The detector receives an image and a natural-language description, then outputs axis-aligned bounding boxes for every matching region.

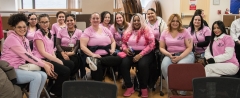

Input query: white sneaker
[179,91,187,96]
[86,57,97,71]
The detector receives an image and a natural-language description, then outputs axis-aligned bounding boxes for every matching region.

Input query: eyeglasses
[16,26,27,29]
[30,18,37,21]
[39,21,49,24]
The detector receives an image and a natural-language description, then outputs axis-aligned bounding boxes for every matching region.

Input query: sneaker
[179,91,187,96]
[141,89,148,98]
[86,57,97,71]
[123,87,134,97]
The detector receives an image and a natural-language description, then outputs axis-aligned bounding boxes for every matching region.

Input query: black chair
[193,77,240,98]
[62,81,117,98]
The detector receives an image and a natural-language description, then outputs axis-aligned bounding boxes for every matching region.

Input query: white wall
[209,0,230,27]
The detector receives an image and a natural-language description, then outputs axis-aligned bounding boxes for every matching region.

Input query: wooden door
[180,0,209,26]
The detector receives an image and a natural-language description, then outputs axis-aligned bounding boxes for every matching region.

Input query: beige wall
[81,0,114,14]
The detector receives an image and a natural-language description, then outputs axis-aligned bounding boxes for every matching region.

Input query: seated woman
[80,12,122,81]
[121,13,155,98]
[26,13,40,50]
[160,14,194,95]
[205,21,239,77]
[32,14,74,97]
[100,11,112,29]
[0,13,54,98]
[56,14,84,79]
[188,14,211,64]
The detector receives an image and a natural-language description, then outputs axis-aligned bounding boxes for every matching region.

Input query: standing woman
[188,14,211,62]
[32,14,74,97]
[51,11,66,36]
[100,11,112,29]
[160,14,194,95]
[80,12,122,81]
[204,21,239,77]
[56,14,84,78]
[1,13,54,98]
[26,13,40,50]
[121,13,155,98]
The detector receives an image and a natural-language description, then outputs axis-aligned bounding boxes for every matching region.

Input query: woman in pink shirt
[100,11,112,29]
[188,14,211,63]
[204,21,239,77]
[160,14,194,95]
[51,11,66,36]
[80,12,122,81]
[121,13,155,98]
[1,13,54,98]
[32,14,74,97]
[26,13,40,50]
[56,14,84,79]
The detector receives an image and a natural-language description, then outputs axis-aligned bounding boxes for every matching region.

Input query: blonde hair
[167,14,184,32]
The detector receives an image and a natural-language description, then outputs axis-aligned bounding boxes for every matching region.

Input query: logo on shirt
[217,43,224,47]
[154,28,159,30]
[199,32,204,36]
[177,36,185,40]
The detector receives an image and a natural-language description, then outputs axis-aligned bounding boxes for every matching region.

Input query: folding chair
[193,77,240,98]
[168,63,205,98]
[62,81,117,98]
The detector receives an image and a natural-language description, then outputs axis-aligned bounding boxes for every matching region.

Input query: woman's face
[66,16,75,29]
[193,16,201,27]
[90,13,100,26]
[171,16,179,29]
[147,10,157,21]
[116,14,123,25]
[133,16,141,30]
[103,13,111,24]
[57,13,65,24]
[14,21,27,36]
[201,11,205,18]
[28,15,37,26]
[213,24,222,36]
[39,17,50,30]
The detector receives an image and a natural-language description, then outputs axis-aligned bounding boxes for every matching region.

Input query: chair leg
[171,90,178,95]
[110,67,117,84]
[43,87,51,98]
[23,89,29,98]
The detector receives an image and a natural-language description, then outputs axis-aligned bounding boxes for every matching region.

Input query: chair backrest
[62,81,117,98]
[193,77,240,98]
[168,63,206,91]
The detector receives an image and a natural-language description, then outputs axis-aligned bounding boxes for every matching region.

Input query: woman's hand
[65,51,75,56]
[43,62,56,79]
[171,56,182,64]
[92,53,101,58]
[61,52,70,60]
[124,48,134,56]
[109,49,115,55]
[133,54,142,62]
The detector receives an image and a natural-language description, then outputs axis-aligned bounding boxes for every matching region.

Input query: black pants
[42,60,74,96]
[56,51,84,77]
[235,43,240,64]
[91,55,122,81]
[121,51,154,89]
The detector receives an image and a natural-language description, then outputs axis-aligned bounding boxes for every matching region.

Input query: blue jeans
[161,52,195,81]
[15,69,47,98]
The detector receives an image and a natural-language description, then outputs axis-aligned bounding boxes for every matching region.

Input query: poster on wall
[189,0,197,10]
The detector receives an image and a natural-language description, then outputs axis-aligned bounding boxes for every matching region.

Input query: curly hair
[8,13,28,27]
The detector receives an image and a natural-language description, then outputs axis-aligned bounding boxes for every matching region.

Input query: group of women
[0,8,239,98]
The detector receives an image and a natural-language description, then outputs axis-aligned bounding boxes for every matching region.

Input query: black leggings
[42,60,74,96]
[121,51,154,89]
[91,55,122,81]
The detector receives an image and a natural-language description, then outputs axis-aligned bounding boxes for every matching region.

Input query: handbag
[19,63,41,71]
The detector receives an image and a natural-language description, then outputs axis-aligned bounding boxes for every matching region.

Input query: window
[22,0,67,9]
[22,0,33,9]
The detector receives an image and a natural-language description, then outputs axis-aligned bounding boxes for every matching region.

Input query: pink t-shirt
[32,30,55,59]
[109,25,123,47]
[51,23,66,35]
[26,30,36,41]
[57,28,82,47]
[160,29,192,53]
[211,35,239,66]
[100,23,111,30]
[81,26,113,55]
[188,26,211,53]
[1,31,44,68]
[147,19,160,40]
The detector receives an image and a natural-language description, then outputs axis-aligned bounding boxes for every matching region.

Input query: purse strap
[194,31,205,50]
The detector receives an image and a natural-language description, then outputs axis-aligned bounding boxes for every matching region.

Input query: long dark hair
[194,9,204,16]
[209,21,227,55]
[189,14,204,35]
[27,13,40,30]
[100,11,113,24]
[38,14,51,38]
